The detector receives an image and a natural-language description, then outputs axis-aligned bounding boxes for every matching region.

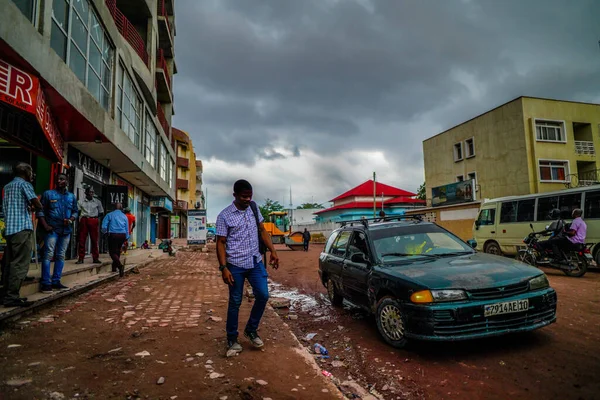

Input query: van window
[330,230,352,257]
[500,201,517,223]
[558,193,581,219]
[537,196,559,221]
[584,190,600,219]
[516,199,536,222]
[477,209,496,225]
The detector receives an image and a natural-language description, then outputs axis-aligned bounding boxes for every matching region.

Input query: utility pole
[373,172,377,218]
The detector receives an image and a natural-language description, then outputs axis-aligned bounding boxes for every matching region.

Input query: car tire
[375,296,408,348]
[327,279,343,307]
[484,241,502,256]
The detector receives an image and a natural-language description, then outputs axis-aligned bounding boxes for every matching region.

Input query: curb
[0,254,167,325]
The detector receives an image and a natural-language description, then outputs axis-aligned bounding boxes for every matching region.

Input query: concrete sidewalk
[0,248,167,323]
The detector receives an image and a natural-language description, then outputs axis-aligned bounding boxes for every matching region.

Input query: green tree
[259,198,284,220]
[417,182,426,201]
[296,202,324,209]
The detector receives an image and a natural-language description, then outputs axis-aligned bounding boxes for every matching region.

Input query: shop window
[116,63,142,148]
[144,113,157,168]
[50,0,113,110]
[160,142,167,181]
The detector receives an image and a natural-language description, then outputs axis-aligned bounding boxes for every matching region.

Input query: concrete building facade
[423,97,600,203]
[0,0,177,251]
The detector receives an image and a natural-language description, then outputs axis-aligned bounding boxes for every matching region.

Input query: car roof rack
[338,214,424,228]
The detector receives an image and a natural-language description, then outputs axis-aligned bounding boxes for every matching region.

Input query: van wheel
[484,241,502,255]
[327,279,343,307]
[375,296,408,348]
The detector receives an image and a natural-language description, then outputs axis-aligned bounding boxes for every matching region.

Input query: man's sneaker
[4,298,34,307]
[92,259,102,264]
[226,339,243,357]
[243,330,264,348]
[75,259,84,264]
[52,283,69,290]
[40,285,53,294]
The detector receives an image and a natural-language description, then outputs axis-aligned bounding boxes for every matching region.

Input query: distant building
[314,180,425,222]
[423,96,600,202]
[172,128,202,238]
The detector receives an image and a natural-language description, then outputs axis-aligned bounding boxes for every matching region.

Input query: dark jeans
[2,230,33,303]
[303,240,309,251]
[539,236,577,260]
[108,234,127,271]
[226,259,269,340]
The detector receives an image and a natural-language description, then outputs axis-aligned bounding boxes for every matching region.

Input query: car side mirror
[351,253,369,265]
[467,239,477,249]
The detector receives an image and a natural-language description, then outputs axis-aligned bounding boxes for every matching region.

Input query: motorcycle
[518,223,593,277]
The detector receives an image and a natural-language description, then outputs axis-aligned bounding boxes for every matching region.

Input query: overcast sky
[172,0,600,221]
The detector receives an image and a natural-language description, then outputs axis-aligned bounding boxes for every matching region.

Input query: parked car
[318,217,557,348]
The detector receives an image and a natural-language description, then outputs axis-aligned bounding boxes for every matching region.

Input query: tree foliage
[417,182,426,201]
[296,202,324,209]
[259,198,284,220]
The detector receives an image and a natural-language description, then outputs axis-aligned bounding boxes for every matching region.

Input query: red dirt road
[270,244,600,400]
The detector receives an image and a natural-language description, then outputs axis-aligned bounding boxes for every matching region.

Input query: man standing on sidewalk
[38,173,78,294]
[1,163,45,307]
[101,203,129,277]
[76,187,104,264]
[122,207,136,252]
[216,179,280,356]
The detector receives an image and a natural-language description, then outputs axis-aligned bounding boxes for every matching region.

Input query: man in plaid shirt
[1,163,45,307]
[216,179,279,355]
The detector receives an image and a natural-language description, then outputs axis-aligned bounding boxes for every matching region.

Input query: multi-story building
[195,160,204,209]
[423,96,600,202]
[171,127,200,238]
[0,0,177,250]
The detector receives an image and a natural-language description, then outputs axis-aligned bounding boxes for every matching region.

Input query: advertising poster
[432,179,475,207]
[188,209,207,245]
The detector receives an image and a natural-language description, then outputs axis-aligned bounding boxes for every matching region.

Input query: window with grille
[144,113,157,168]
[50,0,113,110]
[535,120,565,142]
[539,160,568,182]
[116,64,142,147]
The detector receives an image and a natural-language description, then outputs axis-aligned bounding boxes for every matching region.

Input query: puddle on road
[268,281,320,312]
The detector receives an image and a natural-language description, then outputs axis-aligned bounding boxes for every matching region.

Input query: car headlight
[410,289,467,303]
[529,274,549,291]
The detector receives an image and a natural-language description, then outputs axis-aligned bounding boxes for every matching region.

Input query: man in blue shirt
[37,173,78,294]
[1,163,45,307]
[101,203,130,277]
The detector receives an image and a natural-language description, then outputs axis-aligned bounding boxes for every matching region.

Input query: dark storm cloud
[172,0,599,215]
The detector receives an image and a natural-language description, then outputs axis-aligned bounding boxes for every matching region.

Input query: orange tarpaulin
[0,58,63,161]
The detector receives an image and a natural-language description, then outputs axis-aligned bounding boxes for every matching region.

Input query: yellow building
[423,96,600,202]
[171,128,201,238]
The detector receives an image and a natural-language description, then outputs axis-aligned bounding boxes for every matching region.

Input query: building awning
[0,57,63,161]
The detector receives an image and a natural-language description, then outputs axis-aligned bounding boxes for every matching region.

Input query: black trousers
[107,234,127,271]
[303,240,309,251]
[540,237,576,260]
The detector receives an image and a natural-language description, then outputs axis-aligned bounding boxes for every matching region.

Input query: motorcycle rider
[540,209,586,263]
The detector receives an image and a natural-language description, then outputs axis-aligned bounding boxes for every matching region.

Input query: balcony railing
[157,0,173,39]
[157,101,169,136]
[176,179,189,190]
[105,0,149,66]
[156,48,172,90]
[575,140,595,155]
[177,156,189,169]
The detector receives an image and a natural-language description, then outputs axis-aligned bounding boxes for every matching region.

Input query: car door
[321,230,352,296]
[342,230,372,308]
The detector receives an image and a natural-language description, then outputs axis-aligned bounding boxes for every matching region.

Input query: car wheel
[327,279,343,307]
[484,241,502,255]
[375,296,408,348]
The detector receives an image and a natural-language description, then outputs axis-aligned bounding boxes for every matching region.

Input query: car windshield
[371,224,473,261]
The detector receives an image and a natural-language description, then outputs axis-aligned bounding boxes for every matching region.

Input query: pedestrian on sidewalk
[76,187,104,264]
[302,228,311,252]
[122,207,136,252]
[216,179,280,355]
[38,173,78,294]
[101,203,129,277]
[1,163,45,307]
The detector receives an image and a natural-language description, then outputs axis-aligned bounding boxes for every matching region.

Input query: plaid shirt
[216,202,264,269]
[3,177,37,236]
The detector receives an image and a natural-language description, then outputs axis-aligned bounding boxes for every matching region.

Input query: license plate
[584,253,593,260]
[484,299,529,317]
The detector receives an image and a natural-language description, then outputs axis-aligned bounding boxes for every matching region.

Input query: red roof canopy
[314,199,424,215]
[330,180,416,202]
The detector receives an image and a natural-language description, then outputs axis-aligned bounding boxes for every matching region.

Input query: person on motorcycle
[545,209,587,263]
